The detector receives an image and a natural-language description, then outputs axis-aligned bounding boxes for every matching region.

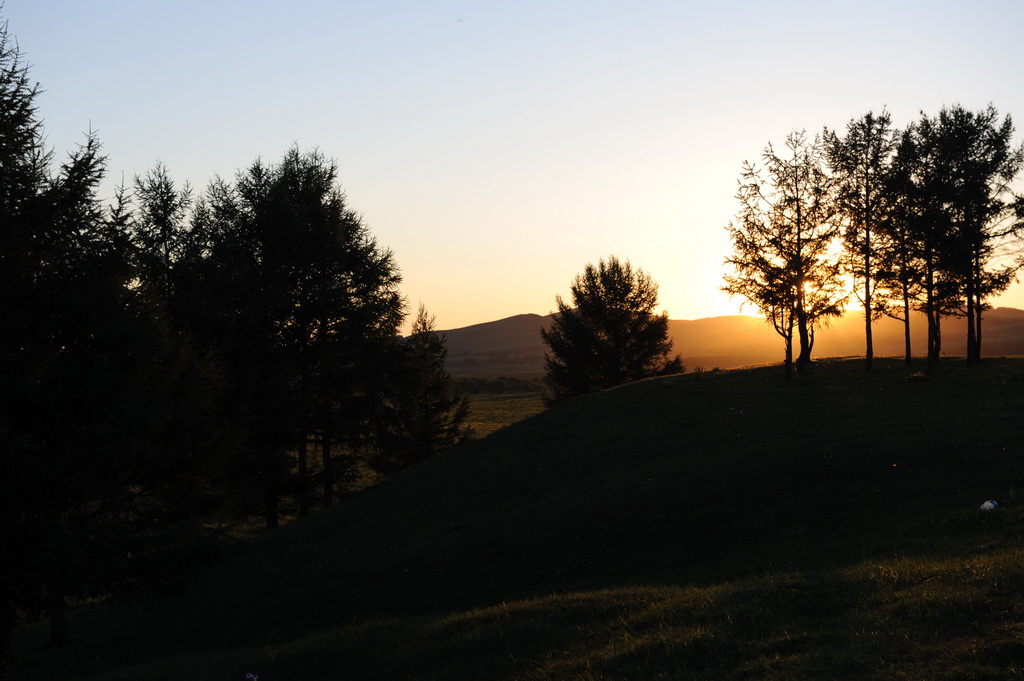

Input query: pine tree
[196,148,405,525]
[0,20,227,656]
[370,305,471,476]
[542,256,682,402]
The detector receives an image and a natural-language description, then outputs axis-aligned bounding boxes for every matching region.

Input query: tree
[370,305,471,476]
[723,131,846,376]
[195,147,405,526]
[129,162,193,305]
[825,110,898,371]
[541,256,682,402]
[0,86,225,669]
[874,128,926,366]
[887,107,1024,371]
[0,21,49,667]
[925,105,1024,364]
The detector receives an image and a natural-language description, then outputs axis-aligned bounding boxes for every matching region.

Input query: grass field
[465,392,546,439]
[15,356,1024,680]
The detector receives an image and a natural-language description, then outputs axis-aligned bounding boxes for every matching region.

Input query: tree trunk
[924,255,940,373]
[796,310,812,372]
[926,308,942,373]
[864,299,874,372]
[967,253,984,365]
[783,333,794,380]
[322,434,334,508]
[863,226,874,372]
[966,274,979,365]
[902,286,913,367]
[975,308,983,363]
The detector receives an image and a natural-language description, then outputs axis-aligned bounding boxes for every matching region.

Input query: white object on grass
[979,500,999,511]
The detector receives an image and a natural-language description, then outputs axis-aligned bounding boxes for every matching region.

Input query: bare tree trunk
[783,333,794,380]
[966,273,979,365]
[864,293,874,371]
[796,304,812,372]
[902,287,913,367]
[863,225,874,372]
[927,308,942,373]
[967,253,984,365]
[975,308,983,362]
[924,254,941,373]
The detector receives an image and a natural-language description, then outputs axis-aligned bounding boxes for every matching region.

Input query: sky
[6,1,1024,332]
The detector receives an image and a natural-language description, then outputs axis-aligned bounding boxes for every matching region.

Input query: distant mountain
[441,308,1024,375]
[443,313,554,375]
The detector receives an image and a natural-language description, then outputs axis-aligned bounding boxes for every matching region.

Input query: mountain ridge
[441,307,1024,375]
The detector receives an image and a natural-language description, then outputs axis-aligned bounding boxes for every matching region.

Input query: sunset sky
[7,1,1024,332]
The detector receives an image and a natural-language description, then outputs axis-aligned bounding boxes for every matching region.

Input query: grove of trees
[0,17,467,665]
[725,106,1024,374]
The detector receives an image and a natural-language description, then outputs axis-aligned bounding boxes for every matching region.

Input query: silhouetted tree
[723,131,846,376]
[875,129,925,366]
[542,256,682,402]
[890,109,1024,371]
[923,105,1024,364]
[196,148,404,525]
[129,163,193,305]
[0,29,227,656]
[370,305,471,476]
[0,20,48,666]
[826,110,898,371]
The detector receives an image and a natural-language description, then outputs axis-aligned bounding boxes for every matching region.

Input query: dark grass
[15,356,1024,680]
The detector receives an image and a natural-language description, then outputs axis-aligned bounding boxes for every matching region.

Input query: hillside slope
[19,358,1024,680]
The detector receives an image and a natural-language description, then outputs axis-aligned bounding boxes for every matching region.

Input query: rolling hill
[442,307,1024,375]
[17,357,1024,680]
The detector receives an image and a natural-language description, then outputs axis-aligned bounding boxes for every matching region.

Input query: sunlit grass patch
[465,392,545,439]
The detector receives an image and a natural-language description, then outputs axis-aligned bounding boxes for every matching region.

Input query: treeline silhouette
[724,109,1024,376]
[0,17,467,664]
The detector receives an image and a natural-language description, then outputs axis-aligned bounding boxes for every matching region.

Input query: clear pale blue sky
[7,1,1024,331]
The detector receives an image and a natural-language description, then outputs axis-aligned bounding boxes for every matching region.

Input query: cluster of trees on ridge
[724,109,1024,376]
[0,18,469,663]
[540,108,1024,400]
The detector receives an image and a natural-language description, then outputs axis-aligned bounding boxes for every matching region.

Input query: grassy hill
[16,357,1024,680]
